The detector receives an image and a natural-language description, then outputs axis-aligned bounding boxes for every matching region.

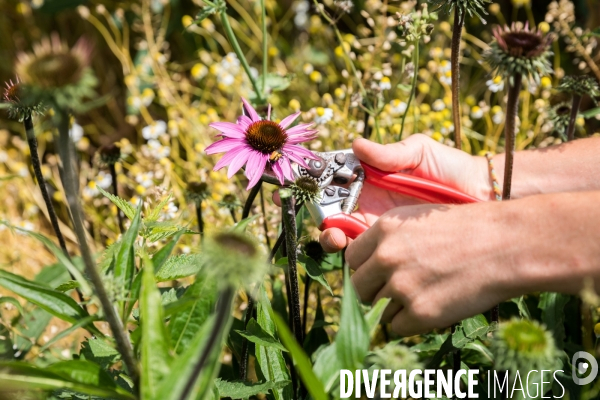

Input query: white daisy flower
[432,99,445,111]
[314,107,334,124]
[486,76,505,93]
[70,123,84,143]
[389,99,407,115]
[136,171,155,188]
[142,120,167,140]
[147,139,171,159]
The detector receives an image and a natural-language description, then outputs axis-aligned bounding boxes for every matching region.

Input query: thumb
[352,135,426,172]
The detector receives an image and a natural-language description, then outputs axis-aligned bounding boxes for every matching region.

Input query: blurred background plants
[0,0,600,399]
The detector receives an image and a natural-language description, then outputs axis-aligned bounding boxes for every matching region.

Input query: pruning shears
[261,148,481,239]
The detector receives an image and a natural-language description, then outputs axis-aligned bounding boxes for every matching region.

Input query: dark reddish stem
[451,7,465,150]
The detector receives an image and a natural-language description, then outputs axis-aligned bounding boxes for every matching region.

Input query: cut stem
[566,94,582,142]
[108,163,124,233]
[56,111,139,385]
[451,8,465,149]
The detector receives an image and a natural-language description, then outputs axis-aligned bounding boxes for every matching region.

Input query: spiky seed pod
[14,34,97,113]
[186,181,210,203]
[290,176,322,204]
[484,22,554,86]
[203,231,267,290]
[428,0,491,23]
[2,78,45,121]
[98,143,122,165]
[558,75,600,104]
[367,343,425,393]
[304,240,326,265]
[218,193,241,211]
[491,318,562,374]
[548,102,573,140]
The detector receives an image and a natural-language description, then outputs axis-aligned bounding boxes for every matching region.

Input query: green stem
[108,163,124,233]
[261,0,268,95]
[451,8,465,149]
[566,94,582,142]
[56,111,139,385]
[399,40,419,139]
[219,9,265,103]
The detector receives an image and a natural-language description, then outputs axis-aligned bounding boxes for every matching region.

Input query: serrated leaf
[0,270,87,324]
[235,319,288,352]
[79,338,121,370]
[54,281,80,292]
[214,378,291,399]
[115,206,141,319]
[144,222,195,243]
[461,314,489,340]
[146,193,172,222]
[0,361,135,399]
[155,254,203,282]
[152,231,184,272]
[169,272,218,354]
[297,256,333,295]
[140,254,171,398]
[272,313,328,400]
[98,186,136,220]
[255,286,292,400]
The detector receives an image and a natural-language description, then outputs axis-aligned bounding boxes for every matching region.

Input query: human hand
[320,135,492,252]
[345,201,515,336]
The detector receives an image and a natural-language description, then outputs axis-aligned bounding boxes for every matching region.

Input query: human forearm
[491,137,600,198]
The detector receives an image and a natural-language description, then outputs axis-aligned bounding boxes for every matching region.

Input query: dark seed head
[493,23,553,58]
[291,176,322,204]
[304,240,326,264]
[246,120,287,154]
[186,181,210,202]
[214,232,258,257]
[99,143,121,165]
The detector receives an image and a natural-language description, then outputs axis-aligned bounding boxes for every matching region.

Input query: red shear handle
[320,214,369,240]
[361,163,480,204]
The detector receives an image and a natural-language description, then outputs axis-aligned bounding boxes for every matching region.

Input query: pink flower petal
[287,133,318,144]
[284,145,319,160]
[237,115,253,129]
[227,148,252,178]
[286,123,316,135]
[205,138,245,154]
[279,158,294,181]
[279,112,301,129]
[241,97,260,122]
[287,153,310,169]
[214,146,248,170]
[246,154,267,189]
[271,162,285,185]
[209,122,247,139]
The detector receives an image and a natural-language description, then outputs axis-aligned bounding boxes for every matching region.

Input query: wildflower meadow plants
[0,0,599,400]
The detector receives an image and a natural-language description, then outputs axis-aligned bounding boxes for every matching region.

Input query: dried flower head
[484,22,554,85]
[428,0,490,23]
[290,176,322,204]
[303,240,326,265]
[186,181,210,203]
[548,102,573,140]
[218,193,241,211]
[491,318,562,374]
[2,78,45,121]
[14,34,97,112]
[203,231,267,289]
[557,75,600,104]
[98,143,122,165]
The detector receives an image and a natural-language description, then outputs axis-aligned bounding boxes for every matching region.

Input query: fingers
[344,221,379,270]
[352,135,427,172]
[372,284,404,323]
[319,228,351,253]
[350,256,387,302]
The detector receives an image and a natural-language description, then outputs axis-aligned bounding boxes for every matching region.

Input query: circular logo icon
[572,351,598,386]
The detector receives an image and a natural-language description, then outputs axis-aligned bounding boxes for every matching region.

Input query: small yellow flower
[316,107,326,117]
[431,132,443,142]
[466,95,477,106]
[420,104,431,114]
[182,15,194,28]
[135,185,146,195]
[391,124,401,135]
[195,143,205,153]
[268,47,279,57]
[489,3,501,14]
[343,33,355,44]
[540,76,552,89]
[310,71,323,83]
[334,87,345,99]
[511,0,530,8]
[53,191,63,202]
[538,21,550,34]
[491,105,503,114]
[577,117,585,126]
[322,93,333,105]
[439,21,451,32]
[289,99,301,111]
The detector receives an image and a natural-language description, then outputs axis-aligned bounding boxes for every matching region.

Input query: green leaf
[336,265,369,370]
[0,297,24,316]
[146,193,172,222]
[144,222,195,242]
[14,307,52,355]
[312,343,342,392]
[152,231,184,272]
[194,4,220,23]
[0,324,13,360]
[140,253,171,399]
[298,256,333,295]
[235,319,288,352]
[539,292,570,349]
[39,316,99,353]
[260,73,294,93]
[255,286,292,400]
[581,107,600,118]
[54,281,80,292]
[169,273,218,354]
[511,296,531,319]
[115,206,142,318]
[365,298,391,338]
[452,314,489,349]
[232,214,260,233]
[214,379,291,399]
[155,254,203,282]
[79,337,121,370]
[0,361,135,399]
[0,270,87,324]
[272,313,328,400]
[303,292,330,358]
[98,186,136,220]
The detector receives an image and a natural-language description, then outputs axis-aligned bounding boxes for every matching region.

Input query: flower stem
[451,8,464,149]
[279,189,303,347]
[259,185,271,248]
[261,0,268,95]
[302,275,312,335]
[242,182,262,220]
[24,116,87,308]
[108,163,124,233]
[178,286,234,400]
[566,94,582,142]
[195,200,204,235]
[219,9,265,103]
[229,209,237,223]
[399,40,419,139]
[55,111,139,385]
